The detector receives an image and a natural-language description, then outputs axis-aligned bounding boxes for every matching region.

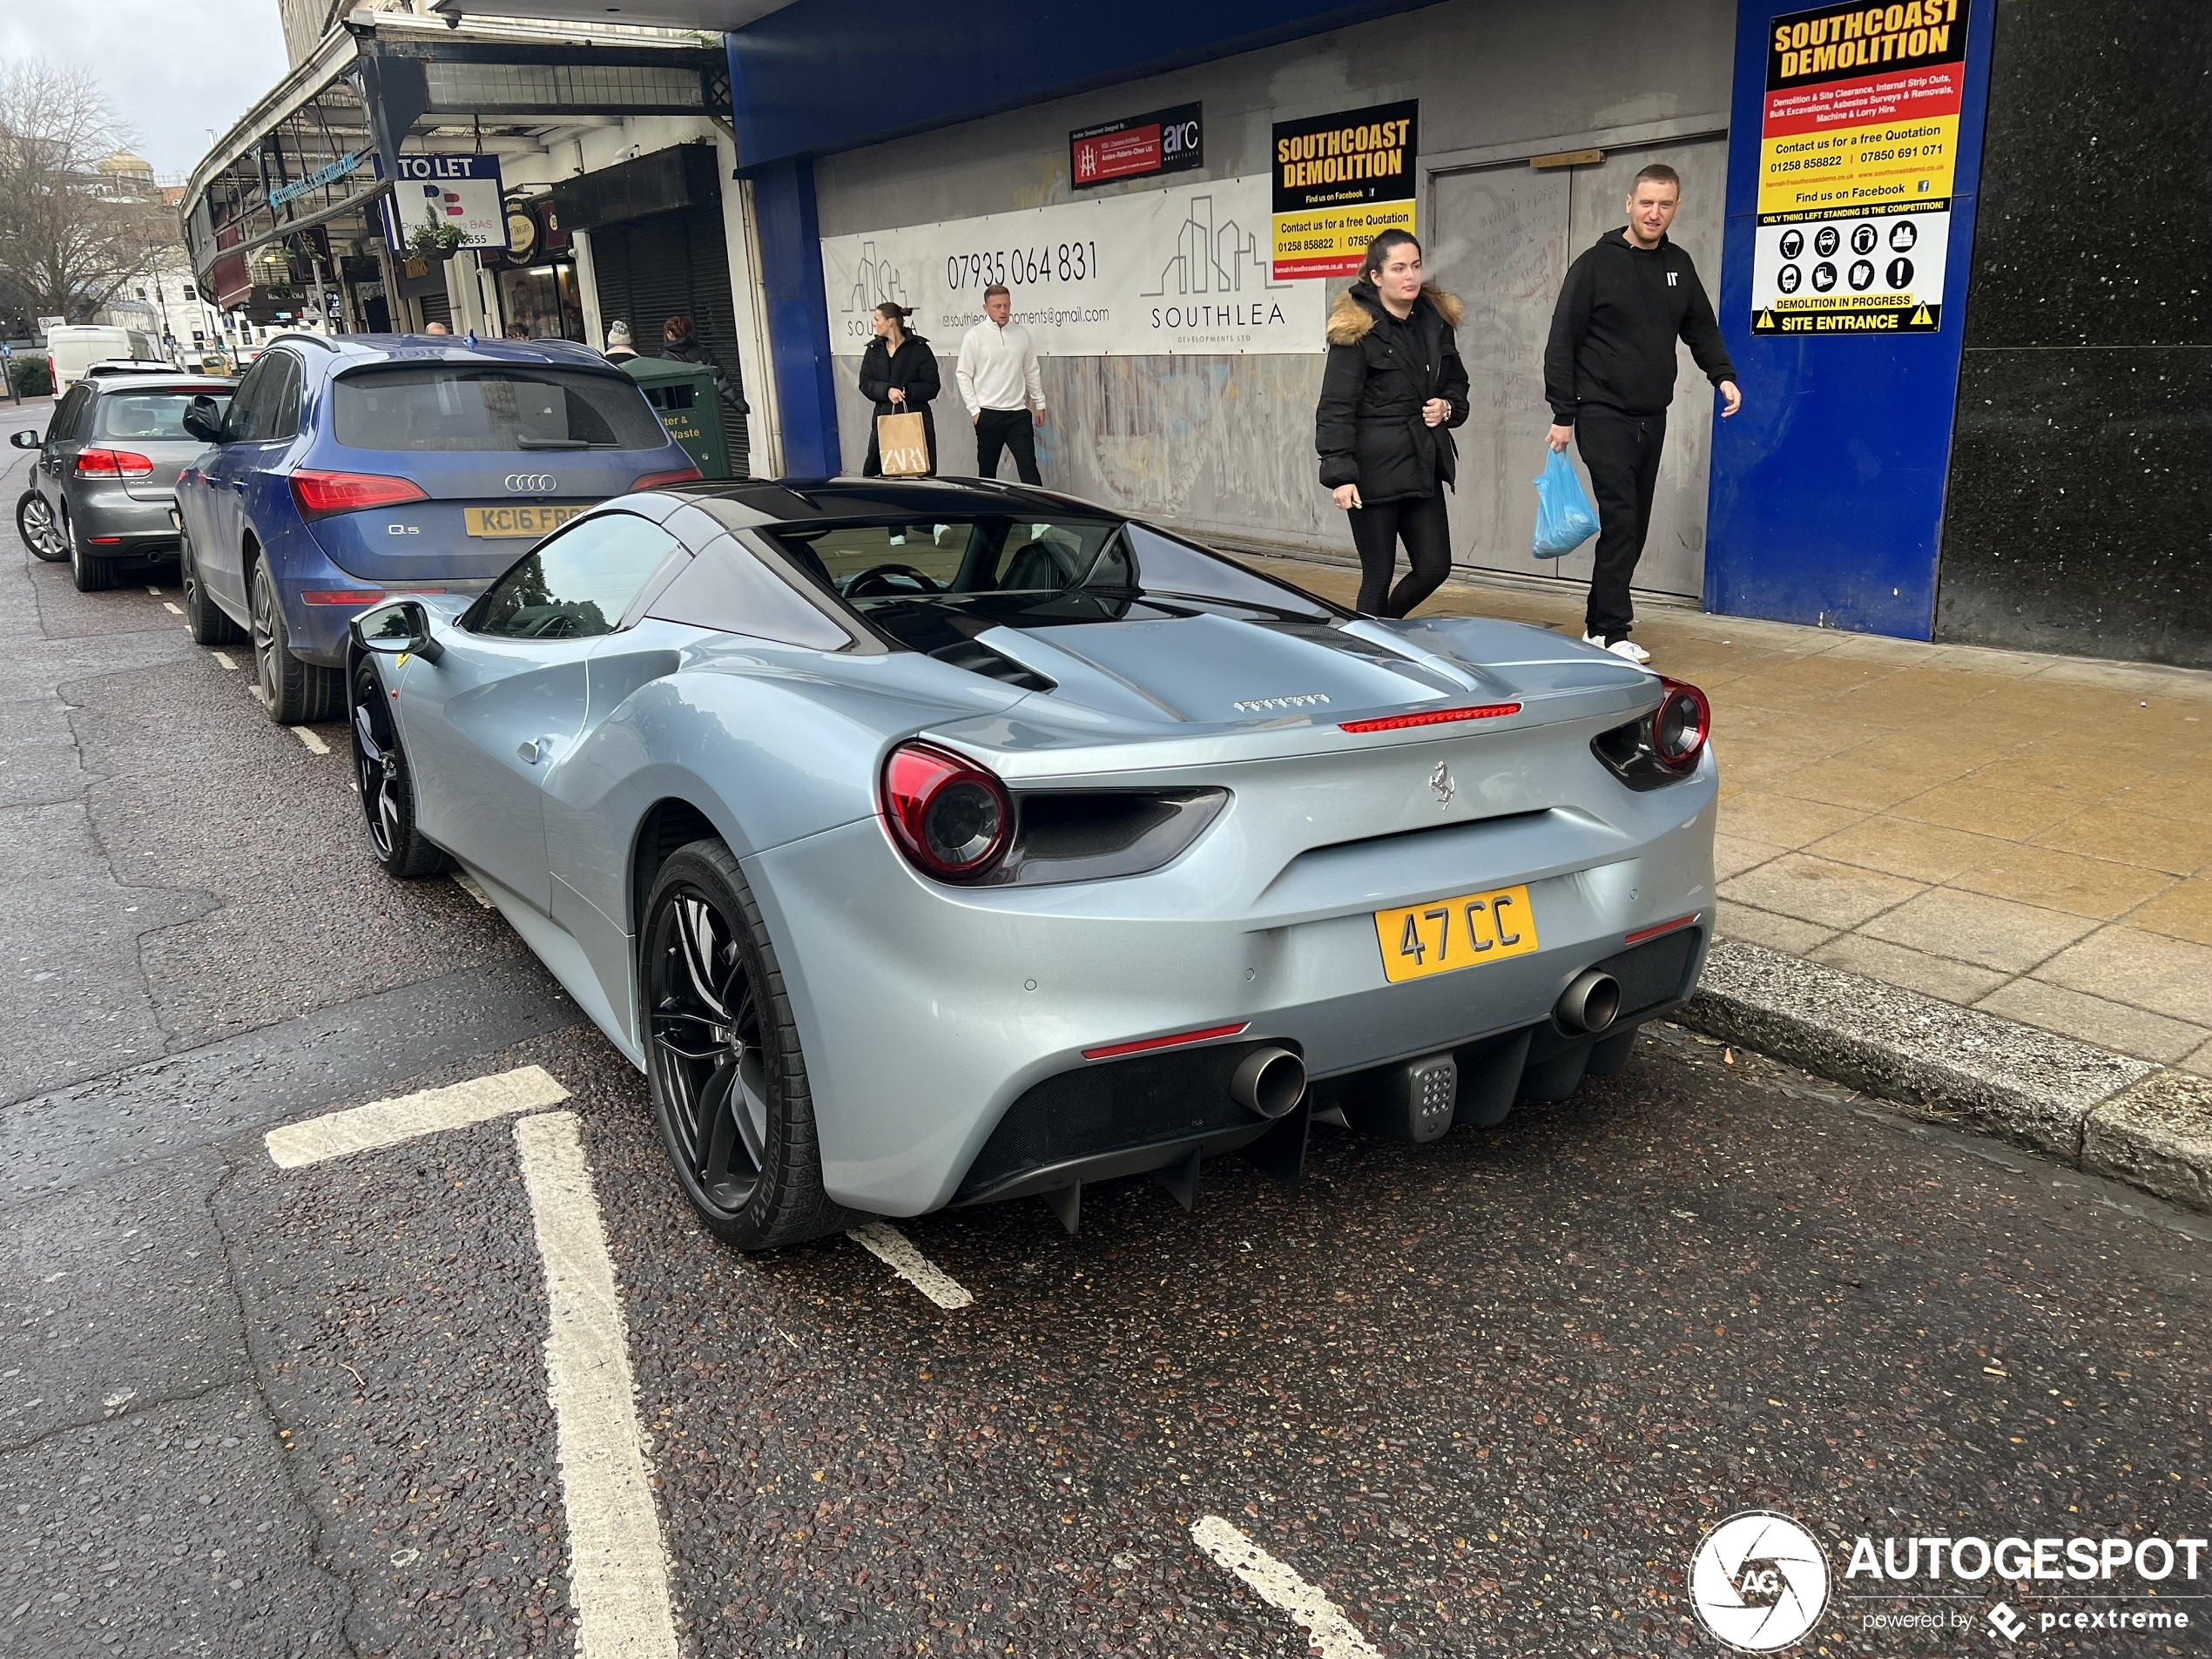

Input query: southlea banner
[819,173,1324,358]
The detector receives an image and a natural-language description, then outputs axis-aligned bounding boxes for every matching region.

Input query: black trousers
[1347,492,1452,618]
[974,407,1041,484]
[1575,408,1666,640]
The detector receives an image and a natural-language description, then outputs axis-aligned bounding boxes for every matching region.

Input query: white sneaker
[1581,631,1653,665]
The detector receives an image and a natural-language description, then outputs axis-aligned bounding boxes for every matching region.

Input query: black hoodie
[1543,229,1734,423]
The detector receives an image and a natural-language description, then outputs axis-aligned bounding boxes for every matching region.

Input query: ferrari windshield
[764,516,1341,650]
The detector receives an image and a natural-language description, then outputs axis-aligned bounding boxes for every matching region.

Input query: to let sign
[1070,104,1203,191]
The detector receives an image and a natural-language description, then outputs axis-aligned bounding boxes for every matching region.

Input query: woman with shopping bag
[858,303,941,477]
[1314,229,1469,617]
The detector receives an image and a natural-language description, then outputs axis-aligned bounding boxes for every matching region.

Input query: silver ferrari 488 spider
[346,478,1717,1248]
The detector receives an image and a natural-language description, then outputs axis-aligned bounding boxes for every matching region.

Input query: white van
[45,325,165,394]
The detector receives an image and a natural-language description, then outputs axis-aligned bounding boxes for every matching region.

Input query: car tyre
[249,557,341,724]
[643,840,854,1251]
[16,490,65,562]
[349,657,451,879]
[181,529,243,645]
[66,513,114,592]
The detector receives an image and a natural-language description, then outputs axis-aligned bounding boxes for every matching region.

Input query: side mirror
[8,429,38,449]
[351,599,443,664]
[181,396,225,444]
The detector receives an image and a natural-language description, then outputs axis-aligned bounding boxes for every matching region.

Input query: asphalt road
[1,406,2205,1659]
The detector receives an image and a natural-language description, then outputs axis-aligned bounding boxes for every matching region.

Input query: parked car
[11,371,237,591]
[172,332,699,723]
[44,324,163,395]
[343,477,1717,1250]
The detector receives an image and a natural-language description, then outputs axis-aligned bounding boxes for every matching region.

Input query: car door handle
[228,479,247,493]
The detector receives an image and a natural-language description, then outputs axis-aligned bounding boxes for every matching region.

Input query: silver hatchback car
[12,368,236,591]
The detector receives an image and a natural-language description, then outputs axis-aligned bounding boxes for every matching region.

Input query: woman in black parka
[858,302,941,477]
[1315,230,1470,617]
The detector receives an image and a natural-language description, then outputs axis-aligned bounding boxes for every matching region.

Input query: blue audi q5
[173,333,700,722]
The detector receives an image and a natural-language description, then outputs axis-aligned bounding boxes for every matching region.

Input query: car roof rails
[264,331,338,351]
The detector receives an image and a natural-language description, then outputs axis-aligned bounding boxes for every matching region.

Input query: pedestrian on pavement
[1542,161,1741,665]
[603,320,638,363]
[661,315,747,424]
[1315,229,1470,619]
[858,302,941,477]
[423,321,450,335]
[955,285,1046,484]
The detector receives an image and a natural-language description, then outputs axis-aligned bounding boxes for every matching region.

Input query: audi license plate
[1373,884,1539,985]
[464,503,589,538]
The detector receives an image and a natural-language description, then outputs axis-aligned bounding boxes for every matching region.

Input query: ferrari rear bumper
[743,754,1717,1217]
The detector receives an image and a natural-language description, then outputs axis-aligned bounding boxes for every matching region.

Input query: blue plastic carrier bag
[1530,448,1600,559]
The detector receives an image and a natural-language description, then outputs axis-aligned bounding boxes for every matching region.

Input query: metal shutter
[587,206,748,475]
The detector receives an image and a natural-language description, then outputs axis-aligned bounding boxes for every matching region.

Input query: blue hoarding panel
[1704,0,1996,638]
[752,158,842,478]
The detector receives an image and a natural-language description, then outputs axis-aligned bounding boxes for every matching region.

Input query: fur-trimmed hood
[1326,280,1464,345]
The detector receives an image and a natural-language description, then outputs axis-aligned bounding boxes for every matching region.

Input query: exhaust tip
[1231,1046,1306,1120]
[1555,970,1622,1035]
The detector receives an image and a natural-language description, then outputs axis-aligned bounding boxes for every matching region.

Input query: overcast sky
[2,0,292,179]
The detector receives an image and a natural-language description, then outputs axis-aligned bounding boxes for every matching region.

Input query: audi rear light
[631,464,703,492]
[288,469,429,521]
[74,448,154,478]
[879,740,1012,882]
[1653,678,1710,769]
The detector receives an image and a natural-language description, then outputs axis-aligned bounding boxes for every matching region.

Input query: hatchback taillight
[631,464,704,492]
[880,741,1012,882]
[288,469,430,520]
[75,448,153,478]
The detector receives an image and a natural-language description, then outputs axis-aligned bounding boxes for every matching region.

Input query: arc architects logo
[1690,1511,1831,1651]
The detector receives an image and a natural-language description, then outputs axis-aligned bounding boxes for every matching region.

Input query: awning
[179,17,732,292]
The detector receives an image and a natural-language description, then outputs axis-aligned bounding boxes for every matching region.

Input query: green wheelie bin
[622,355,731,481]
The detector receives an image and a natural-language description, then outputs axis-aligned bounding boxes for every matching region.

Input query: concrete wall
[813,0,1734,556]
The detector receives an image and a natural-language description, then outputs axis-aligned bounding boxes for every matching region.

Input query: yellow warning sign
[1908,305,1933,327]
[1754,310,1777,331]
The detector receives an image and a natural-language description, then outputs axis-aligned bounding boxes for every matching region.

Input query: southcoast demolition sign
[1270,101,1419,280]
[1749,0,1970,335]
[1689,1510,2204,1651]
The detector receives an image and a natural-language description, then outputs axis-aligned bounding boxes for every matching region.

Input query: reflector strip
[1339,702,1521,734]
[300,590,386,605]
[1623,914,1700,946]
[1082,1022,1250,1061]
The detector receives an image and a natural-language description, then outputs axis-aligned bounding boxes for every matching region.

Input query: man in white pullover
[955,283,1047,483]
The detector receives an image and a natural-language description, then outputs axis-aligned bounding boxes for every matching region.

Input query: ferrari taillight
[75,448,154,478]
[288,469,429,520]
[880,741,1011,882]
[1653,678,1710,769]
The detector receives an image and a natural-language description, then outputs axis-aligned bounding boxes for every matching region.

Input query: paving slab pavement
[1245,550,2212,1207]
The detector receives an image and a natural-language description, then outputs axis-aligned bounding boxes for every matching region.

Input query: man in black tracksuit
[1543,162,1740,664]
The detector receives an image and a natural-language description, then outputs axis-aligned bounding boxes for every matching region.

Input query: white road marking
[847,1221,974,1310]
[451,869,494,908]
[145,585,161,595]
[211,651,236,670]
[161,601,182,616]
[263,1065,569,1169]
[515,1109,680,1659]
[1190,1516,1381,1659]
[290,726,329,754]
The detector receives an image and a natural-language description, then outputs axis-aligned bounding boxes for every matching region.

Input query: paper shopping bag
[876,411,930,477]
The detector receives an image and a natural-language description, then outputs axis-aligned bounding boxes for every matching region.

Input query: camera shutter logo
[1688,1511,1830,1652]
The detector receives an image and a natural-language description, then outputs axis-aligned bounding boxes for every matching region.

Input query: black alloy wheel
[181,529,243,645]
[249,557,341,724]
[16,490,65,562]
[643,840,850,1251]
[66,511,114,592]
[348,657,449,878]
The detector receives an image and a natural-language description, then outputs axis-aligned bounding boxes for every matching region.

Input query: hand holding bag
[1530,448,1599,559]
[876,410,930,477]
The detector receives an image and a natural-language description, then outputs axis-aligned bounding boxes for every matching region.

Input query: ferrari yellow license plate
[463,503,589,538]
[1374,884,1539,984]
